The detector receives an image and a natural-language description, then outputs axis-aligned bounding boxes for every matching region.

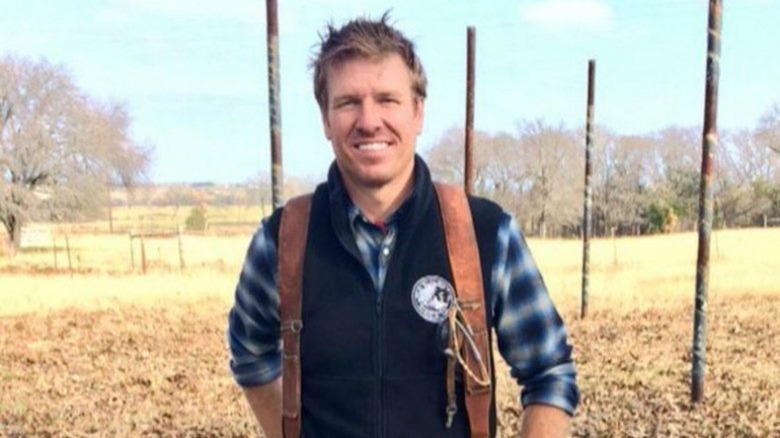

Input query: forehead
[325,54,413,97]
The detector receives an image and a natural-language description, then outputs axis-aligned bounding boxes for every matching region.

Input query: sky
[2,0,779,184]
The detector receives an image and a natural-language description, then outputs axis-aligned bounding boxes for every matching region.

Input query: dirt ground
[1,293,778,437]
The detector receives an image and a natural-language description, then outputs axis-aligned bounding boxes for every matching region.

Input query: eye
[379,96,399,105]
[333,98,358,109]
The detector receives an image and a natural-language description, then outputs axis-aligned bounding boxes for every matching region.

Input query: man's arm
[227,220,285,432]
[519,404,571,438]
[243,378,283,438]
[490,214,580,420]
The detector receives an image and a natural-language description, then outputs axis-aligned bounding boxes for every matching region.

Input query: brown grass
[1,227,778,436]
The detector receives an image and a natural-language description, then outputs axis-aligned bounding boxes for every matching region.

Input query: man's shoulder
[465,195,507,244]
[465,194,504,218]
[264,183,329,245]
[430,180,508,240]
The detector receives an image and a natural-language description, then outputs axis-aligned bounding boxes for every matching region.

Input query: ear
[320,106,332,140]
[414,97,425,135]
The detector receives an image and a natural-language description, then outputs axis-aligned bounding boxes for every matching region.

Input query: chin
[347,167,393,187]
[339,162,408,190]
[357,175,393,188]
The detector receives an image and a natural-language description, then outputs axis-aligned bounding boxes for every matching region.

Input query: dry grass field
[1,225,778,436]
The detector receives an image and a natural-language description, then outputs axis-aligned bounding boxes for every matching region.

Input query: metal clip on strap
[281,320,303,333]
[446,402,458,428]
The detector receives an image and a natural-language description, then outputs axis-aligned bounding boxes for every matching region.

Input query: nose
[356,101,381,135]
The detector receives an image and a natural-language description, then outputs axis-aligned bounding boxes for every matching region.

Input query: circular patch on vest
[411,275,455,323]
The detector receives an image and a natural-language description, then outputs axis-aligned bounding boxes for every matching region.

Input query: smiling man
[227,13,579,438]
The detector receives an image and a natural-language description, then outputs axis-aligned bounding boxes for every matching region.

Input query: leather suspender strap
[278,194,312,438]
[434,182,493,438]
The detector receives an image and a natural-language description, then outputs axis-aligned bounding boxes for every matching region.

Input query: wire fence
[1,218,261,275]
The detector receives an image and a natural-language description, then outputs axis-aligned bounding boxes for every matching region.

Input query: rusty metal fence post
[581,59,595,319]
[464,27,476,195]
[692,0,722,404]
[266,0,283,209]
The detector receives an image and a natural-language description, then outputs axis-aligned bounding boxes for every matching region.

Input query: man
[227,14,579,437]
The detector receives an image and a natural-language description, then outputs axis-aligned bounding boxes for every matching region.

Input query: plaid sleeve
[490,213,580,415]
[226,219,282,387]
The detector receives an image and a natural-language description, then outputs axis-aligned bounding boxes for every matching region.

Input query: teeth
[357,142,389,151]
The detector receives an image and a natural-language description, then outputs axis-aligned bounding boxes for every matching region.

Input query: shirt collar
[347,198,404,234]
[327,154,435,235]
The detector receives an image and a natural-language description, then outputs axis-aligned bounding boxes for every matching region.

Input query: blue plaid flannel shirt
[227,201,579,415]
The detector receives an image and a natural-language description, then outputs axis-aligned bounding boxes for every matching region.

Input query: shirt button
[382,247,390,257]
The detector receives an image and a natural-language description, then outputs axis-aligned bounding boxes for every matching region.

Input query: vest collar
[326,155,436,254]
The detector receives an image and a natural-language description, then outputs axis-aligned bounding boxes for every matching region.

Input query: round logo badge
[411,275,455,323]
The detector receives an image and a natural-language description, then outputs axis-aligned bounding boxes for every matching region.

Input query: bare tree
[589,127,649,235]
[715,134,767,227]
[474,131,525,211]
[425,126,465,184]
[756,104,780,155]
[609,133,658,234]
[717,122,780,225]
[0,56,150,250]
[425,126,521,201]
[515,120,581,237]
[426,121,581,237]
[646,127,702,231]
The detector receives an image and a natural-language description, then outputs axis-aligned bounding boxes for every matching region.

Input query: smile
[356,142,391,151]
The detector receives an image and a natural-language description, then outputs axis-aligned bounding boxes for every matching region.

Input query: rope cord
[447,301,491,387]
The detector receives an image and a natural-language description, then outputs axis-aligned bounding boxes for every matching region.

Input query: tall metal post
[266,0,283,209]
[692,0,722,404]
[581,59,595,319]
[464,27,476,195]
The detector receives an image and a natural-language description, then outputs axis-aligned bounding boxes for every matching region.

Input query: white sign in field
[19,224,54,249]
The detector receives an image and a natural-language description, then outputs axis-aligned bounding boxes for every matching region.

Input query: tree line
[3,55,779,248]
[425,107,780,238]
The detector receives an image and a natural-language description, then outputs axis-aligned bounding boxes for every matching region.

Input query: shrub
[185,205,208,231]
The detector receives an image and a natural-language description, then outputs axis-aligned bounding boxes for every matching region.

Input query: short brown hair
[311,12,427,111]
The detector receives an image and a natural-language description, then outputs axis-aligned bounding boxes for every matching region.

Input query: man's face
[321,54,424,192]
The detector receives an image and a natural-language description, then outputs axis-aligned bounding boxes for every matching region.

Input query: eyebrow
[332,90,403,103]
[376,91,401,100]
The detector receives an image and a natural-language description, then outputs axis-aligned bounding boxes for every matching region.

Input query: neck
[342,174,414,223]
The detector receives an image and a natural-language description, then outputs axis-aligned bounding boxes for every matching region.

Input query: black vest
[268,162,503,437]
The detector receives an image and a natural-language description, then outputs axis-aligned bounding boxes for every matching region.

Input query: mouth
[355,141,391,151]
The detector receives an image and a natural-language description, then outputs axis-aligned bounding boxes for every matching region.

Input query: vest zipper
[375,292,385,438]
